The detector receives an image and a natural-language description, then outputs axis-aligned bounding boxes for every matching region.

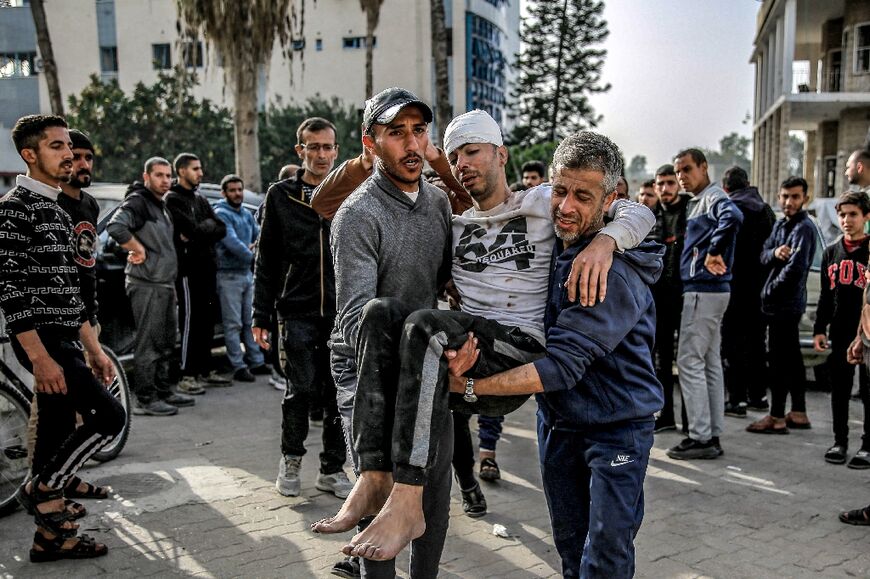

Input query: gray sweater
[330,168,452,358]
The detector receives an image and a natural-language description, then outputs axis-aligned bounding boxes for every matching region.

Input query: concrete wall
[843,0,870,92]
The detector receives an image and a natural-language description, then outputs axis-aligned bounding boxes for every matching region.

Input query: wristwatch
[463,377,478,404]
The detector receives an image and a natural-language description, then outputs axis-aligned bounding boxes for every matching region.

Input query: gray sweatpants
[677,291,730,442]
[128,282,177,404]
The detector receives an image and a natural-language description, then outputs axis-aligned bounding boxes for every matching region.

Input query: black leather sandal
[30,531,108,563]
[65,476,109,499]
[479,457,501,481]
[16,484,78,538]
[460,482,487,518]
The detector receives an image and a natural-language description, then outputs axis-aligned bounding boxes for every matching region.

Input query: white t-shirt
[451,186,554,341]
[451,185,651,342]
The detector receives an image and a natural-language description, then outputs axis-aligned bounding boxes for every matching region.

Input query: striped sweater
[0,177,85,338]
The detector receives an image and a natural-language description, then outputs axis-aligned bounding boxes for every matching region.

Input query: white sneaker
[269,370,286,391]
[315,470,354,499]
[276,455,302,496]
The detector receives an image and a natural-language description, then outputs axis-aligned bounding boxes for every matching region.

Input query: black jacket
[658,194,689,291]
[57,190,100,325]
[727,186,776,301]
[814,236,870,339]
[253,170,335,326]
[761,210,817,316]
[164,182,226,276]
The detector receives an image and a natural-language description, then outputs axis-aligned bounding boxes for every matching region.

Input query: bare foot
[311,471,392,534]
[342,483,426,561]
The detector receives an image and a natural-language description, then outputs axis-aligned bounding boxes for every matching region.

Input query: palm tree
[175,0,297,192]
[29,0,63,115]
[359,0,384,99]
[430,0,452,145]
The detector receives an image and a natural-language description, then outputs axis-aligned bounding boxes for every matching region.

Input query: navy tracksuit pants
[538,414,653,579]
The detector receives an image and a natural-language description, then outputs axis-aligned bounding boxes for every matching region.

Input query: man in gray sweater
[326,88,453,578]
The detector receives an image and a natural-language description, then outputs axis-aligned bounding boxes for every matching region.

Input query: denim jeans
[217,270,264,370]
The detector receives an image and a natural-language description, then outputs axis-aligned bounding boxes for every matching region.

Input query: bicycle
[0,322,133,516]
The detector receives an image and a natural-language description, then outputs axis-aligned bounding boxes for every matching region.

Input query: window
[0,52,36,78]
[466,13,506,124]
[343,36,376,49]
[181,40,203,68]
[316,38,323,52]
[152,43,171,69]
[855,23,870,73]
[100,46,118,73]
[292,39,305,51]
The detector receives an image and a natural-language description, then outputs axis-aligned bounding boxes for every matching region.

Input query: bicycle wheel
[91,346,132,462]
[0,379,30,516]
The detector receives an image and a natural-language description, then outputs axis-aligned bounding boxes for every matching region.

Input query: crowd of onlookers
[630,151,870,469]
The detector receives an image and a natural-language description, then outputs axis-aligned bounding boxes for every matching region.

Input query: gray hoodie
[330,168,453,358]
[106,183,178,288]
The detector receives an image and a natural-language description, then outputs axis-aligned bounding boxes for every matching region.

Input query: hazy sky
[524,0,760,171]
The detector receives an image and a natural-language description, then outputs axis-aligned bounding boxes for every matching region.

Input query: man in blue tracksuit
[446,131,664,578]
[667,148,742,460]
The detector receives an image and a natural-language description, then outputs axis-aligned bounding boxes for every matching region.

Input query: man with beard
[311,110,653,571]
[56,130,99,330]
[0,115,125,562]
[846,149,870,194]
[34,128,114,508]
[165,153,228,394]
[107,157,194,415]
[252,117,352,501]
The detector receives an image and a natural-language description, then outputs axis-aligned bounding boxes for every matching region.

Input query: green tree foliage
[259,96,363,185]
[66,69,234,184]
[627,155,649,179]
[700,132,753,180]
[507,141,558,184]
[509,0,610,144]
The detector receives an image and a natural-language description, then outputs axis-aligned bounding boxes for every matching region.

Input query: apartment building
[752,0,870,203]
[0,0,519,183]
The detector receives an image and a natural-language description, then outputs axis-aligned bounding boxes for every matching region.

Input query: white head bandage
[443,110,504,156]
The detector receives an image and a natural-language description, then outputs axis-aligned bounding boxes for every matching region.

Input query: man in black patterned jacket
[0,114,125,562]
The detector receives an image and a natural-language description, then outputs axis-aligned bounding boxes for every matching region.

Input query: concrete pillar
[774,16,784,100]
[782,0,796,95]
[768,32,777,109]
[805,130,817,199]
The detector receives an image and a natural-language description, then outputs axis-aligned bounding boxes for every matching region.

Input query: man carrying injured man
[312,111,656,572]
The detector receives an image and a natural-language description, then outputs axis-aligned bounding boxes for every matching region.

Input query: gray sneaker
[133,399,179,416]
[276,455,302,496]
[164,392,195,408]
[316,470,354,499]
[178,376,206,395]
[199,370,233,385]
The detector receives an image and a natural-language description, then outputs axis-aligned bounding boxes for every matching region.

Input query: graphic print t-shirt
[451,186,555,341]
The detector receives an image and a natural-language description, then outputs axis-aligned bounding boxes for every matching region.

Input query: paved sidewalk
[2,380,870,578]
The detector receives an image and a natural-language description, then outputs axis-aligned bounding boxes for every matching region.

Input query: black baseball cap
[362,87,434,134]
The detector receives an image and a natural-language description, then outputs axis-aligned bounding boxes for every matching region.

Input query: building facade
[752,0,870,203]
[0,0,519,184]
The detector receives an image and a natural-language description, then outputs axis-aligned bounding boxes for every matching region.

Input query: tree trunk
[232,65,262,192]
[430,0,452,146]
[549,0,569,142]
[364,8,376,97]
[30,0,64,115]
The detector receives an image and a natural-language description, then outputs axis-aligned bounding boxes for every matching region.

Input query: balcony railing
[792,69,842,94]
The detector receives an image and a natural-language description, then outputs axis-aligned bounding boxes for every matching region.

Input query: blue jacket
[214,199,259,272]
[760,210,817,316]
[533,236,664,427]
[680,182,743,293]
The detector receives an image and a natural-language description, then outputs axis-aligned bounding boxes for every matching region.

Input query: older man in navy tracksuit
[447,132,663,578]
